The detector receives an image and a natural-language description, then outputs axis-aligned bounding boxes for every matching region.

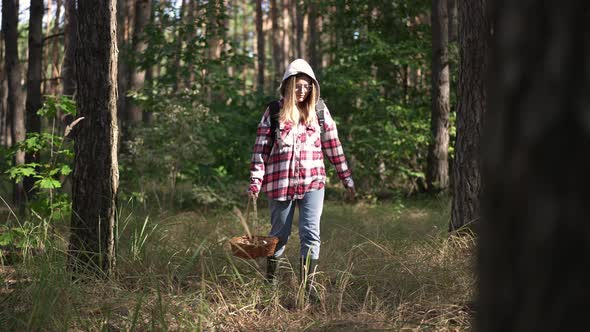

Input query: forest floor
[0,194,475,331]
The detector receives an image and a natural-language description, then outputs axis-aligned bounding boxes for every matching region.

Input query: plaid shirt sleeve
[249,109,273,193]
[321,107,354,189]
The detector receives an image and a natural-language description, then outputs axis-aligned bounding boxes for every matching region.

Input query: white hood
[279,59,320,102]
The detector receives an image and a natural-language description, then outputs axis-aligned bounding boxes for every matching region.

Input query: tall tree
[126,0,152,124]
[449,0,490,232]
[478,2,590,331]
[426,0,450,193]
[3,0,25,208]
[308,0,318,71]
[24,0,44,198]
[0,28,8,146]
[448,0,458,42]
[296,0,304,59]
[68,0,119,274]
[50,0,62,95]
[270,0,282,89]
[255,0,264,93]
[62,0,77,97]
[283,0,292,65]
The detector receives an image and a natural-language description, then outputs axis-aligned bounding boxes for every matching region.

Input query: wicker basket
[229,235,279,259]
[229,197,279,259]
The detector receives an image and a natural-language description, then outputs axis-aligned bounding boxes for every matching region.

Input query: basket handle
[244,195,259,237]
[238,198,253,241]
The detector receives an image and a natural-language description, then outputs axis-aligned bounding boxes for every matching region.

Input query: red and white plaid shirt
[249,104,354,201]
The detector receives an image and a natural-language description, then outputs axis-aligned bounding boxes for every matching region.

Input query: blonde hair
[280,75,318,125]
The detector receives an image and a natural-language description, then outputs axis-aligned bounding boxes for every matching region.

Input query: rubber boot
[299,256,320,304]
[266,256,279,285]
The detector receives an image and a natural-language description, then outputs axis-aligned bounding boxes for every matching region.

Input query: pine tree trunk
[296,0,304,59]
[448,0,458,42]
[3,0,25,209]
[0,30,8,146]
[255,0,265,93]
[449,0,489,232]
[50,0,62,94]
[24,0,44,198]
[126,0,151,124]
[271,0,282,89]
[308,0,318,71]
[426,0,450,193]
[69,0,119,275]
[479,2,590,331]
[62,0,77,97]
[283,0,292,65]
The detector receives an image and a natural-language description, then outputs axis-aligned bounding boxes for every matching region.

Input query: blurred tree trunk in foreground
[478,2,590,331]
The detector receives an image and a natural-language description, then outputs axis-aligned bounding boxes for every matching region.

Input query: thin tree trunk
[281,0,290,70]
[479,2,590,331]
[448,0,458,42]
[3,0,25,208]
[69,0,119,275]
[271,0,282,89]
[50,0,62,94]
[449,0,489,232]
[308,0,318,70]
[0,29,7,146]
[126,0,151,124]
[255,0,264,93]
[426,0,450,193]
[0,74,7,147]
[24,0,44,198]
[63,0,77,97]
[116,0,129,127]
[296,0,304,59]
[185,0,197,86]
[289,0,296,60]
[173,0,186,90]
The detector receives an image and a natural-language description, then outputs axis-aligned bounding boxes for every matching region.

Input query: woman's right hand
[248,190,258,200]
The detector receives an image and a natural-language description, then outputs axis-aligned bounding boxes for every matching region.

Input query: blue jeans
[268,188,325,260]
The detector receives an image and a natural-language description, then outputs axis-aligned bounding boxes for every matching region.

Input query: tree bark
[283,0,292,66]
[24,0,44,198]
[0,29,8,146]
[449,0,489,232]
[448,0,458,42]
[255,0,265,93]
[271,0,282,89]
[126,0,151,124]
[69,0,119,275]
[426,0,450,193]
[296,0,304,59]
[478,2,590,331]
[62,0,77,97]
[117,0,130,127]
[50,0,62,94]
[3,0,25,208]
[308,0,318,71]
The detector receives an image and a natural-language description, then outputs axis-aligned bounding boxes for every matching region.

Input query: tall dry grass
[0,194,475,331]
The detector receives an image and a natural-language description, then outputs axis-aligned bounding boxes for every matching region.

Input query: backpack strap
[315,98,326,140]
[267,100,281,149]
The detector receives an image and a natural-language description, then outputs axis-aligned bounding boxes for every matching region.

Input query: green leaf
[60,164,72,176]
[36,177,61,189]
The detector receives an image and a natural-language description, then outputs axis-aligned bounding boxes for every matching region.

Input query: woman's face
[295,76,313,103]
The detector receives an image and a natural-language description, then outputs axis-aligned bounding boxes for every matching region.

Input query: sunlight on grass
[0,195,475,331]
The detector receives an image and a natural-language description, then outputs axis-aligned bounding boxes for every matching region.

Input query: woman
[248,59,355,296]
